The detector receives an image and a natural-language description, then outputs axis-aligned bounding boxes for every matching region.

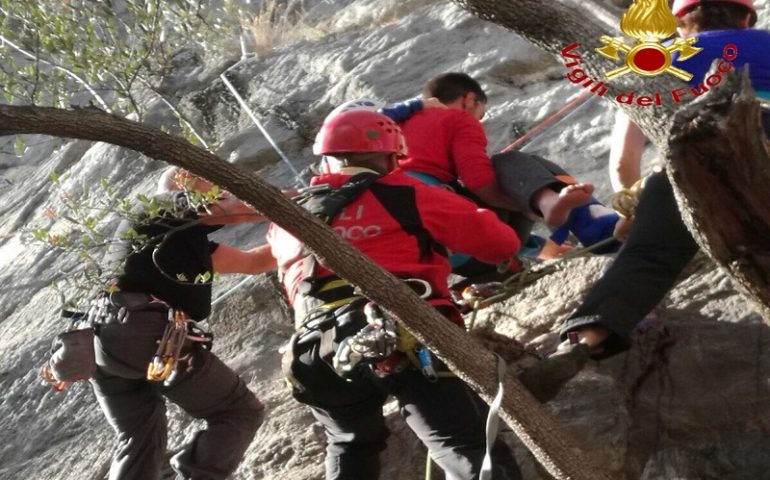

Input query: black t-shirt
[108,192,221,320]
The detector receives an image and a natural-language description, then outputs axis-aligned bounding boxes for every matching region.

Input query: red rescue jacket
[267,168,520,306]
[398,108,496,190]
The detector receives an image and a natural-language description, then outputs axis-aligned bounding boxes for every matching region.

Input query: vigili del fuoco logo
[561,0,738,107]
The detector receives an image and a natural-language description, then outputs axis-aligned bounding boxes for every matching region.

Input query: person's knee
[491,151,517,169]
[233,388,266,435]
[323,413,389,454]
[204,380,266,438]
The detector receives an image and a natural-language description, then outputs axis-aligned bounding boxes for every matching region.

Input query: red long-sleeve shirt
[398,109,496,190]
[267,169,520,304]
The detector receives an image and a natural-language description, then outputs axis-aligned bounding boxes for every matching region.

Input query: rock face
[1,1,769,479]
[482,255,770,480]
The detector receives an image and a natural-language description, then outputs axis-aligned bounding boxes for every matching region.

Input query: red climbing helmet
[672,0,757,25]
[313,110,408,157]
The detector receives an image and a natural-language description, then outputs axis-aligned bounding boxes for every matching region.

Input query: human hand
[422,96,447,109]
[613,215,634,242]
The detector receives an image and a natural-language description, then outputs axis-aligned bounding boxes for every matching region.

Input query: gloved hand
[496,256,522,274]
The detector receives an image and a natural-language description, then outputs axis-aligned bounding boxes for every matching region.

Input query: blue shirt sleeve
[378,97,424,123]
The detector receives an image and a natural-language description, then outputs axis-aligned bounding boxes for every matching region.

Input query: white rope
[211,276,255,307]
[480,353,506,480]
[219,73,308,187]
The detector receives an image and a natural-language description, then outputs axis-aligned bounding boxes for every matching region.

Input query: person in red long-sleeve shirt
[244,110,523,480]
[399,73,621,258]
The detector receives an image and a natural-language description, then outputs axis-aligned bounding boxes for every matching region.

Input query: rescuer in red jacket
[247,110,523,480]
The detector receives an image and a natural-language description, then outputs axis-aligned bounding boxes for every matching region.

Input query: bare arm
[200,189,298,225]
[201,193,265,225]
[609,112,647,191]
[212,244,278,274]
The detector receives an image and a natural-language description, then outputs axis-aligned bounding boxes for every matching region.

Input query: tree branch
[0,33,113,112]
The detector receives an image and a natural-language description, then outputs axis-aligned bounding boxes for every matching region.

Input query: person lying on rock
[523,0,770,400]
[242,109,525,480]
[48,167,270,480]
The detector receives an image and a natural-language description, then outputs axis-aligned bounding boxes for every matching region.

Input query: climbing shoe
[517,340,591,403]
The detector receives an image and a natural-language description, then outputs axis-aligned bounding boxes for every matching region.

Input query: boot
[517,341,591,403]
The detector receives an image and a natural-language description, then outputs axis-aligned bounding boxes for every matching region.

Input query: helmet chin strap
[338,154,394,175]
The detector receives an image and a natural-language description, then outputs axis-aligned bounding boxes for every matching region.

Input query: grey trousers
[92,308,265,480]
[492,151,573,216]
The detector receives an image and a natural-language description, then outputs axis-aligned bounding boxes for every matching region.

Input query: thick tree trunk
[0,104,612,480]
[667,71,770,319]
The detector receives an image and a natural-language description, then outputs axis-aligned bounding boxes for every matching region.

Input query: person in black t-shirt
[87,167,270,480]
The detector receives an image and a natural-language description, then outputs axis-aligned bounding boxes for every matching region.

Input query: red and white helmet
[313,110,408,157]
[672,0,757,25]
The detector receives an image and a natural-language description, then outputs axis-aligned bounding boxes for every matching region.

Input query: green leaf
[195,271,212,283]
[14,136,25,156]
[32,228,48,241]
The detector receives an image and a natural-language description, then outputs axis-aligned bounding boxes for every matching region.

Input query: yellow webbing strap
[317,296,363,311]
[396,322,454,378]
[317,279,350,292]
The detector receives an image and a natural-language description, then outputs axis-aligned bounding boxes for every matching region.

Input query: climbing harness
[42,291,214,392]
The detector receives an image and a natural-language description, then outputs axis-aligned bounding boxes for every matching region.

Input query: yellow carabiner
[146,356,175,381]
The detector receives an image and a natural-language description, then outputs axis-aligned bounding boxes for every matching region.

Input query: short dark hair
[677,2,756,31]
[423,73,487,104]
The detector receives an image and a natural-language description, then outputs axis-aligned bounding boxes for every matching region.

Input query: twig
[0,33,112,112]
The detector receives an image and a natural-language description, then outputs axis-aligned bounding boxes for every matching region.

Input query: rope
[211,276,255,307]
[610,176,646,218]
[462,237,619,313]
[480,354,506,480]
[501,91,595,153]
[219,74,308,187]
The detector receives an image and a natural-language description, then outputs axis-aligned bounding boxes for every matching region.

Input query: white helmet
[324,98,384,122]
